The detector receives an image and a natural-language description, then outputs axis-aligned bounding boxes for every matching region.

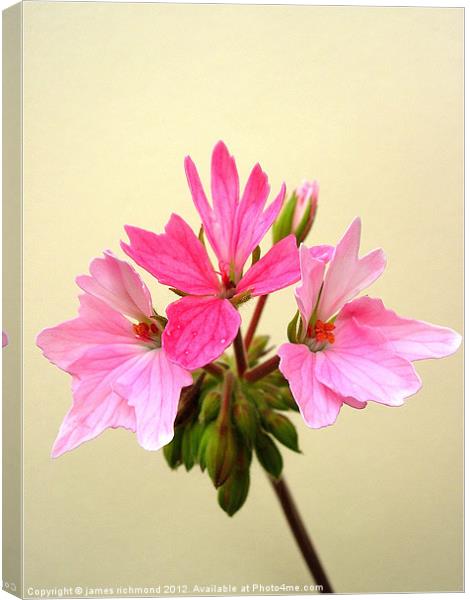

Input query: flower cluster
[37,141,461,515]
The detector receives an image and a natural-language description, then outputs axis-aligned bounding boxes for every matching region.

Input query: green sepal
[255,431,283,479]
[251,245,261,266]
[217,467,250,517]
[247,335,271,366]
[205,422,238,488]
[294,199,315,244]
[232,389,259,444]
[287,310,300,343]
[199,390,221,424]
[198,422,216,472]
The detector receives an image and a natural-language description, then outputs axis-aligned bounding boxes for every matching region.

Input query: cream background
[22,2,463,594]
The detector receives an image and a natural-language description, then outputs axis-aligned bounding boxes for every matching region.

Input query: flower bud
[255,431,283,479]
[163,426,184,470]
[181,421,203,471]
[217,466,250,517]
[260,410,300,453]
[205,422,239,488]
[232,390,258,443]
[272,180,319,245]
[199,390,221,423]
[247,335,271,366]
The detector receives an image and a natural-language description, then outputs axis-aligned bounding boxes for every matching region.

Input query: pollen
[312,319,335,344]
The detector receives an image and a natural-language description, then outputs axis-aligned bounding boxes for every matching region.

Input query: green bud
[163,426,184,470]
[256,382,290,411]
[232,390,258,444]
[181,422,203,471]
[198,422,216,472]
[199,390,221,424]
[217,467,250,517]
[247,335,271,366]
[260,410,300,452]
[272,193,297,244]
[278,386,299,412]
[205,422,239,488]
[255,432,283,479]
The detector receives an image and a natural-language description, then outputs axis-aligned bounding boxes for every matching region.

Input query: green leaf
[255,431,283,479]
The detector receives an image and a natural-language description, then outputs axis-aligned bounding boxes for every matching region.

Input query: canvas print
[2,2,463,597]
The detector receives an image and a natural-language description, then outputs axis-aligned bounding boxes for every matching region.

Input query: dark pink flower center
[307,320,336,345]
[133,321,160,342]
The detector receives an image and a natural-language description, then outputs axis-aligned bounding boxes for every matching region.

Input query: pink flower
[292,180,319,231]
[122,141,300,371]
[278,218,461,428]
[36,252,192,457]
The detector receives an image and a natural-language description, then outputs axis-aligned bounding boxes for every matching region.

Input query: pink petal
[184,154,224,263]
[277,343,343,428]
[163,296,241,370]
[76,251,152,321]
[309,244,334,263]
[211,141,239,259]
[315,315,422,406]
[2,331,8,347]
[294,244,327,327]
[341,296,462,361]
[36,294,134,372]
[237,235,300,297]
[317,218,386,320]
[52,374,137,458]
[230,163,271,274]
[121,214,220,295]
[114,348,192,451]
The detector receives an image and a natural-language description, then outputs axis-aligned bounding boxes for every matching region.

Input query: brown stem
[244,294,268,350]
[270,476,334,593]
[233,328,247,377]
[244,355,280,382]
[203,362,225,379]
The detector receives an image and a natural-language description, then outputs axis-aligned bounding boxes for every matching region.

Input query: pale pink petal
[51,374,137,458]
[343,397,367,409]
[294,245,327,327]
[114,349,192,451]
[315,316,422,406]
[184,154,223,262]
[317,218,386,320]
[237,235,300,297]
[309,244,334,263]
[278,343,343,428]
[247,182,286,259]
[340,296,462,362]
[121,214,220,295]
[76,251,152,321]
[163,296,241,370]
[36,295,134,372]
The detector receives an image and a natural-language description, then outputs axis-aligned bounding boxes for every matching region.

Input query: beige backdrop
[22,2,463,594]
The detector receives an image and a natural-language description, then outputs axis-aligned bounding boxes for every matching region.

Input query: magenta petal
[316,316,422,406]
[237,235,300,297]
[294,244,327,327]
[76,251,152,320]
[51,374,137,458]
[341,296,462,361]
[37,295,134,372]
[211,141,239,233]
[114,349,192,451]
[317,218,386,320]
[278,343,343,428]
[163,296,241,370]
[121,214,220,295]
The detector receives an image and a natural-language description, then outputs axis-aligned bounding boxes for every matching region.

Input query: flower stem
[220,370,235,422]
[244,355,280,382]
[203,362,225,379]
[244,295,268,350]
[233,328,248,377]
[270,476,334,593]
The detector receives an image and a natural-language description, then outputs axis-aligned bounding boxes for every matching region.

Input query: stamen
[133,321,160,342]
[313,319,335,344]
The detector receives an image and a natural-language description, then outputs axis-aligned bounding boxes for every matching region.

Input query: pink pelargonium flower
[278,218,461,428]
[36,252,192,458]
[292,180,319,230]
[122,141,300,371]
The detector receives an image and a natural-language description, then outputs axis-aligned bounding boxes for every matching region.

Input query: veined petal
[317,218,386,321]
[163,296,241,370]
[231,163,271,273]
[36,294,134,372]
[51,374,137,458]
[315,316,422,406]
[114,349,192,451]
[294,245,327,327]
[341,296,462,361]
[121,214,220,295]
[278,343,343,428]
[237,235,300,297]
[76,251,152,321]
